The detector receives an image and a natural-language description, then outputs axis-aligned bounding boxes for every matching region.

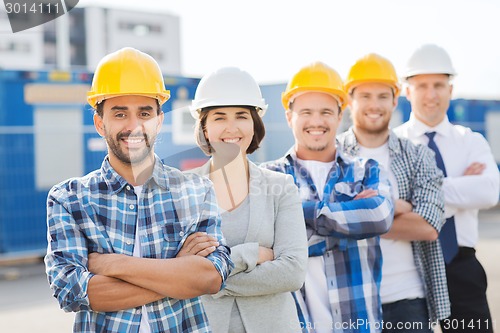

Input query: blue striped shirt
[44,156,233,333]
[262,146,393,333]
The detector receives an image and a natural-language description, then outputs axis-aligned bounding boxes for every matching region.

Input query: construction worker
[262,61,394,333]
[183,66,307,332]
[44,47,233,333]
[338,53,450,332]
[395,44,500,333]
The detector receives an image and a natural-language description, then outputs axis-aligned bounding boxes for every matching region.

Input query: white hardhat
[402,44,456,80]
[191,66,268,118]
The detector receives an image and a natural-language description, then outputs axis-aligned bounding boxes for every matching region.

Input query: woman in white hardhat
[183,66,308,333]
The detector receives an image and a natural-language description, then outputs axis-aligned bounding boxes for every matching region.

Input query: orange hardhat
[87,47,170,108]
[282,61,347,110]
[345,53,400,96]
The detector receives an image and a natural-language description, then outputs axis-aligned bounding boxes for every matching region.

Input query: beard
[105,130,155,165]
[355,116,391,136]
[303,126,331,152]
[363,124,389,136]
[305,142,329,151]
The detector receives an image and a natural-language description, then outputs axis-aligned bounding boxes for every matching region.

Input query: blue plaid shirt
[262,146,393,333]
[44,156,233,333]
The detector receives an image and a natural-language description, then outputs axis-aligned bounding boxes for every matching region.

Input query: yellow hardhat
[344,53,400,96]
[282,61,347,111]
[87,47,171,108]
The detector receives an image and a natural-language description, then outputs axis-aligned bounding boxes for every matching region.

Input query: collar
[340,127,402,156]
[284,141,348,166]
[101,154,169,194]
[408,113,454,138]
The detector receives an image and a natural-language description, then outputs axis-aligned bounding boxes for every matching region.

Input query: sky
[74,0,500,99]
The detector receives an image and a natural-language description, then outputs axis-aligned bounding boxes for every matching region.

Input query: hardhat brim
[87,91,171,108]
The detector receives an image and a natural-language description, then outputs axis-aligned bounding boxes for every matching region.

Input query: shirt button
[179,231,184,237]
[136,309,141,315]
[129,204,135,210]
[126,185,131,191]
[126,240,132,245]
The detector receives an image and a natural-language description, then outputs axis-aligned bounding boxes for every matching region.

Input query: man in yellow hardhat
[44,47,233,333]
[262,61,394,332]
[338,53,449,332]
[395,44,499,333]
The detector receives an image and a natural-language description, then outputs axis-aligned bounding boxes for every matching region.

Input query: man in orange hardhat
[263,61,394,332]
[339,53,449,332]
[395,44,499,333]
[44,47,233,333]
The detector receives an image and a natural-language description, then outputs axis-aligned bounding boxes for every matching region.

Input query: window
[118,21,163,35]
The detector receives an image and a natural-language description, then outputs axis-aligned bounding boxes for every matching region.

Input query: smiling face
[286,91,341,161]
[203,106,255,158]
[349,82,397,136]
[405,74,453,127]
[94,95,163,168]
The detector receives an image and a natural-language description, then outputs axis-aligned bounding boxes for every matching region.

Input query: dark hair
[288,96,342,115]
[94,98,162,118]
[195,106,266,156]
[349,86,396,98]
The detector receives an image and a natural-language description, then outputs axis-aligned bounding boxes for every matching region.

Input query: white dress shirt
[395,114,500,247]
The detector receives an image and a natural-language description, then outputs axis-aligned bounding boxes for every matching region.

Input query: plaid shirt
[338,128,450,322]
[44,156,233,333]
[262,146,393,333]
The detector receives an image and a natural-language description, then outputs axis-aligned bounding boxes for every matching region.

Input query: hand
[88,252,123,276]
[394,199,412,216]
[463,162,486,176]
[176,232,219,258]
[257,246,274,264]
[354,189,378,200]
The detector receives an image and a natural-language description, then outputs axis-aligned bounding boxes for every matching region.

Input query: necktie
[425,131,459,264]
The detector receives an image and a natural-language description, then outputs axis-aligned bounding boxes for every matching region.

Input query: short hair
[288,95,342,115]
[94,99,162,118]
[195,106,266,156]
[349,86,396,98]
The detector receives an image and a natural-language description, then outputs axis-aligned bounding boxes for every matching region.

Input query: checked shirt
[338,128,450,322]
[262,146,394,333]
[45,156,233,333]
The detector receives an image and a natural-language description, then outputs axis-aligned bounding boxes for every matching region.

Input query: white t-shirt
[297,159,335,201]
[358,144,424,304]
[132,185,152,333]
[297,159,335,332]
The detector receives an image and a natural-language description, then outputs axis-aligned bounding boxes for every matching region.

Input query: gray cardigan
[189,160,308,333]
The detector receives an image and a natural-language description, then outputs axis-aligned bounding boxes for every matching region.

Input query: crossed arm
[382,148,488,241]
[382,199,438,241]
[87,253,223,311]
[46,191,230,313]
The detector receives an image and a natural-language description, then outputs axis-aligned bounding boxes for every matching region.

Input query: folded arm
[87,275,164,312]
[303,192,393,239]
[216,179,308,297]
[444,134,499,210]
[384,146,445,241]
[88,253,223,300]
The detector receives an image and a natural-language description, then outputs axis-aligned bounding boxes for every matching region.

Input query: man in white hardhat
[395,44,499,333]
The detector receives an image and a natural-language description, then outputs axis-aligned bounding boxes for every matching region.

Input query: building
[0,5,181,74]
